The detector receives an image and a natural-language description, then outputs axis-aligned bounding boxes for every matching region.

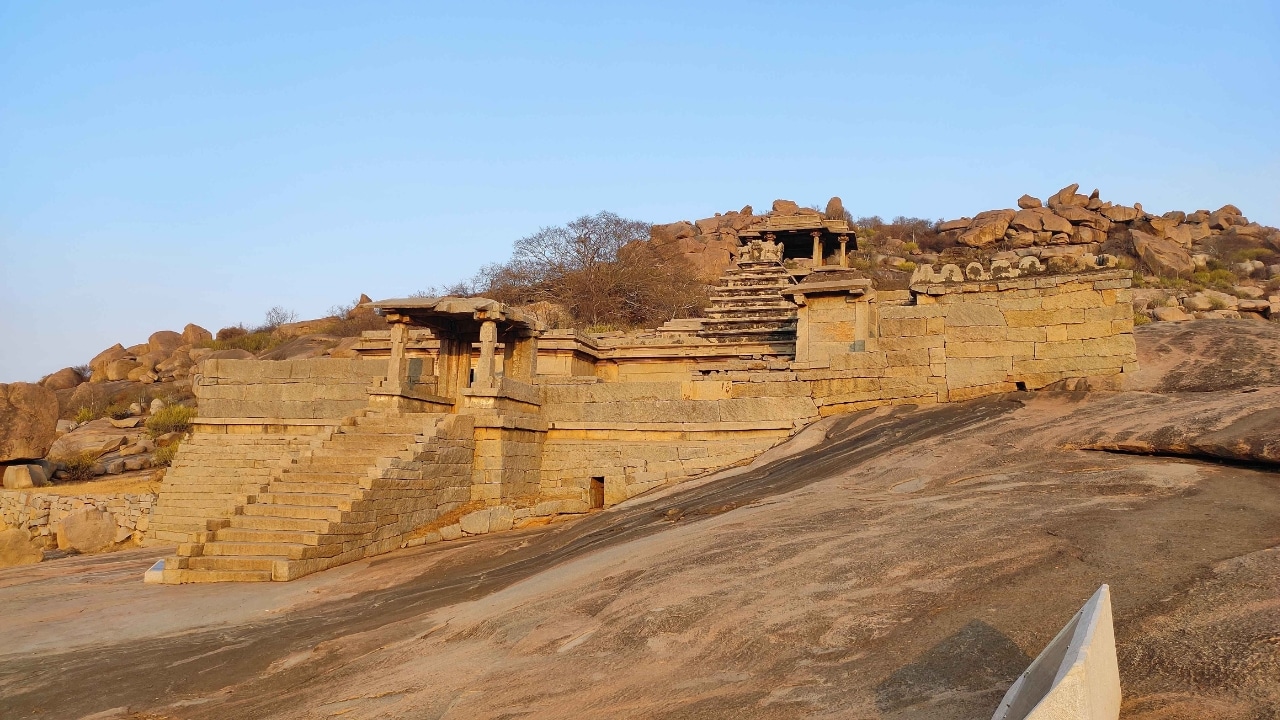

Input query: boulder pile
[650,198,846,280]
[937,184,1279,275]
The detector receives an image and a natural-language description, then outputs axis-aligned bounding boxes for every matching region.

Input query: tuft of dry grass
[146,405,196,437]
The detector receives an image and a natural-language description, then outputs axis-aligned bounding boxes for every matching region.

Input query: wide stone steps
[214,527,334,546]
[256,491,354,507]
[160,411,448,584]
[199,540,315,559]
[273,471,364,484]
[240,503,345,521]
[699,259,798,343]
[267,480,364,496]
[318,435,418,452]
[705,308,797,320]
[229,514,333,532]
[166,568,274,583]
[187,555,282,572]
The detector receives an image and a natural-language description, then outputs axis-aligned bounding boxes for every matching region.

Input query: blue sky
[2,1,1277,382]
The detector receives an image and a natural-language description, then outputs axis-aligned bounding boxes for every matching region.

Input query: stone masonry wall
[2,490,155,547]
[195,358,388,419]
[539,378,817,508]
[806,269,1136,415]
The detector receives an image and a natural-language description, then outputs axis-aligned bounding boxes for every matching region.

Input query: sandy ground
[1,320,1277,719]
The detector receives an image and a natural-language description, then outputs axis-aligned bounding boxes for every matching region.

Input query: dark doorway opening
[589,477,605,510]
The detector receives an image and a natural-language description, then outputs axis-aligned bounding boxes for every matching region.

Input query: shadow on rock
[875,619,1031,716]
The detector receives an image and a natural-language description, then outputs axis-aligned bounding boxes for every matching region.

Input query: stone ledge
[548,420,795,432]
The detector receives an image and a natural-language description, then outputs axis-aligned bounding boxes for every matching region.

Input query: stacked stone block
[196,358,387,419]
[1,490,154,546]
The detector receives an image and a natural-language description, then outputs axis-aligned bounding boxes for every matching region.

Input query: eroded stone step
[163,568,274,583]
[214,527,332,545]
[240,504,345,521]
[199,540,313,559]
[230,515,333,532]
[267,480,364,496]
[256,491,353,507]
[187,555,283,572]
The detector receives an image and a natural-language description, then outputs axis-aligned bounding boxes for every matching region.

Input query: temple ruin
[151,245,1137,583]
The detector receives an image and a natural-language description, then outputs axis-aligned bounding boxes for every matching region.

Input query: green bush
[1191,268,1238,291]
[146,405,197,438]
[73,406,97,424]
[1133,312,1151,326]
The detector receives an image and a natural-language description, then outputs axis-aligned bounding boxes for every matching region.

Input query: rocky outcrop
[0,383,58,462]
[957,209,1016,248]
[1132,229,1195,277]
[0,528,43,568]
[39,367,84,392]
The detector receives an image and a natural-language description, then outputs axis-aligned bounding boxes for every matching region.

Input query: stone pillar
[838,235,849,268]
[792,293,809,364]
[507,334,538,382]
[475,320,498,388]
[811,231,824,266]
[385,320,410,388]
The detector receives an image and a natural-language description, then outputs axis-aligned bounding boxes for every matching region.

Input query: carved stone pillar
[475,320,498,388]
[838,235,849,267]
[811,231,824,265]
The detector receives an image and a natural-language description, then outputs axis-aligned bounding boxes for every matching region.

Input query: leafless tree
[475,211,707,328]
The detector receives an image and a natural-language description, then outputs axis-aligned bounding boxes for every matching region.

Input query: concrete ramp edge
[990,584,1121,720]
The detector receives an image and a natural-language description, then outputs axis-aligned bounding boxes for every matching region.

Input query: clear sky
[2,1,1277,382]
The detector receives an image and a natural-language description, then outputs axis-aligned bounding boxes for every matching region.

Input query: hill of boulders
[650,184,1280,322]
[0,295,382,492]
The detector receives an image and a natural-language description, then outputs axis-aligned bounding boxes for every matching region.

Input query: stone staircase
[698,260,799,342]
[149,433,319,544]
[162,410,449,583]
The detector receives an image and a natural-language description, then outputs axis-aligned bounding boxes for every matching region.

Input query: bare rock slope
[1,324,1278,719]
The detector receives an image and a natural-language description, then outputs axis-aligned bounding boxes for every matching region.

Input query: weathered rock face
[40,367,84,392]
[1047,183,1090,210]
[958,209,1015,248]
[824,196,845,219]
[88,344,128,380]
[182,323,214,345]
[148,331,184,355]
[771,199,802,216]
[1016,194,1042,209]
[1132,229,1195,277]
[0,383,59,462]
[2,464,48,489]
[0,528,43,568]
[104,358,143,382]
[57,508,119,553]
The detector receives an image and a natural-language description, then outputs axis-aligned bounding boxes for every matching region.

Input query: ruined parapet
[991,585,1120,720]
[909,254,1121,292]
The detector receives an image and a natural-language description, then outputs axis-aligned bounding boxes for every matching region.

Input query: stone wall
[538,378,816,508]
[1,490,155,547]
[802,268,1137,415]
[195,358,387,419]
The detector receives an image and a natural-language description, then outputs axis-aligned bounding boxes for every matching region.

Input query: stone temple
[150,244,1137,582]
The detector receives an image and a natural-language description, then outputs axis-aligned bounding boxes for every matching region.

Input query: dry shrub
[53,451,99,482]
[153,442,180,467]
[146,405,196,437]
